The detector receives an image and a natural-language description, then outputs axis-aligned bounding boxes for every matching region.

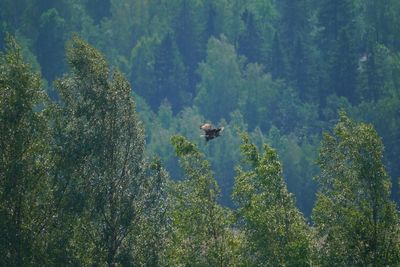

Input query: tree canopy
[1,0,400,265]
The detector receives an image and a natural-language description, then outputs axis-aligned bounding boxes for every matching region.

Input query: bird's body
[200,123,224,142]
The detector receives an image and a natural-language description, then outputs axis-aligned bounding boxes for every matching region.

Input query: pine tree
[35,8,66,83]
[316,0,361,103]
[237,9,263,64]
[331,28,358,102]
[174,0,203,91]
[153,32,189,111]
[277,0,319,101]
[269,32,288,79]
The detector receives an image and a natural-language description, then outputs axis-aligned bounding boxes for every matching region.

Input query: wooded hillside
[1,0,400,265]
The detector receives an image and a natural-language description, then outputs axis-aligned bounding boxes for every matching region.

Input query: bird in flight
[200,123,224,142]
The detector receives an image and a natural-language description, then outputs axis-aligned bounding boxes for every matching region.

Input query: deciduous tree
[0,35,52,266]
[233,132,312,266]
[312,112,400,266]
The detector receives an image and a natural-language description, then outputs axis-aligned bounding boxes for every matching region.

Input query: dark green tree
[315,0,362,102]
[269,32,288,79]
[174,0,203,91]
[131,33,188,112]
[276,0,319,101]
[237,9,264,64]
[0,35,52,267]
[331,28,359,102]
[35,8,66,82]
[153,33,189,111]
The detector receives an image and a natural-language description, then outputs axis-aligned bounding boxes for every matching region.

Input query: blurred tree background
[1,0,400,265]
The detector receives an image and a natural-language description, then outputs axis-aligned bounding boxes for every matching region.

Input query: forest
[1,0,400,266]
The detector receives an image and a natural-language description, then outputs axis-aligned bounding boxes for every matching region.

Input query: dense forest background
[1,0,400,266]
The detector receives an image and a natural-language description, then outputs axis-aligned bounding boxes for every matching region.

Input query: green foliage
[240,62,319,134]
[0,35,52,266]
[237,9,264,64]
[169,135,244,266]
[195,35,243,122]
[1,1,400,265]
[233,132,312,266]
[51,36,166,265]
[312,112,400,266]
[35,8,66,82]
[129,159,170,266]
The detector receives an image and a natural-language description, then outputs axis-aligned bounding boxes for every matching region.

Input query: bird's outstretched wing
[199,124,225,142]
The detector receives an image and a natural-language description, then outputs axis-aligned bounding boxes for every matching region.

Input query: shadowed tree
[174,0,203,91]
[35,8,66,83]
[237,9,263,64]
[153,33,189,111]
[269,32,288,79]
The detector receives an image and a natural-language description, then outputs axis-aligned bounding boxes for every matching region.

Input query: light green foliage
[145,106,205,179]
[0,35,52,266]
[240,62,319,134]
[51,36,164,265]
[1,1,400,265]
[266,127,319,216]
[129,159,170,266]
[195,35,244,122]
[168,135,244,266]
[233,133,312,266]
[312,112,400,266]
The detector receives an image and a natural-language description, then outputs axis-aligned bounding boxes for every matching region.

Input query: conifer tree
[237,9,263,64]
[35,8,66,83]
[174,0,202,91]
[153,32,188,111]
